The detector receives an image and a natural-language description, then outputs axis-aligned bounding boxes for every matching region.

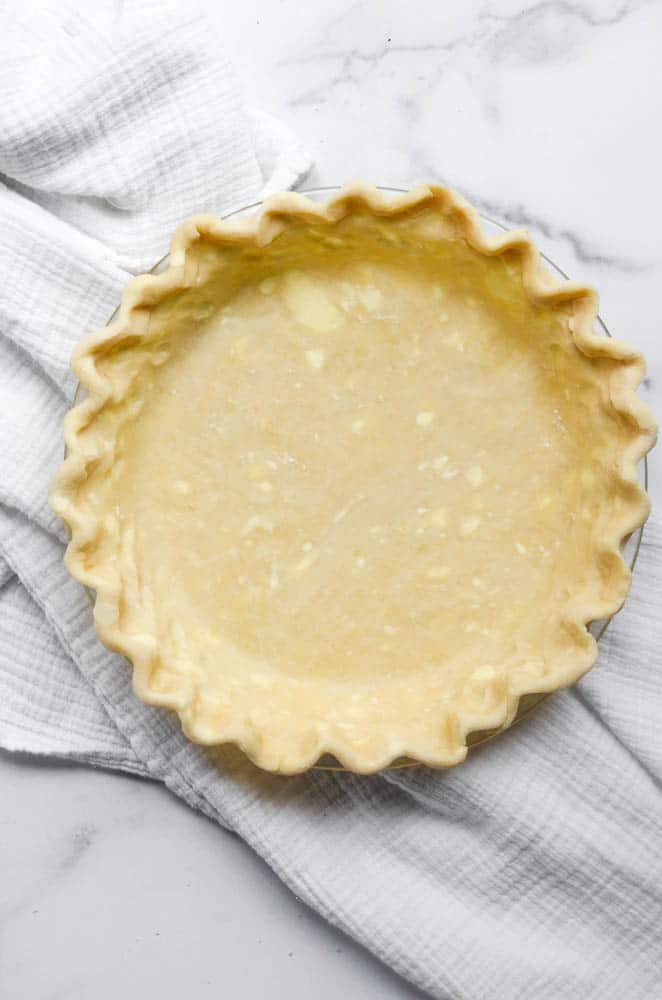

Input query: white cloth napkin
[1,4,661,998]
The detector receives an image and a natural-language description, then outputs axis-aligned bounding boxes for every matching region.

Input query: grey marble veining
[3,1,661,997]
[1,750,422,999]
[230,0,662,279]
[228,0,662,478]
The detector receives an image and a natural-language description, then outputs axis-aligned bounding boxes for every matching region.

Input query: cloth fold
[1,4,661,999]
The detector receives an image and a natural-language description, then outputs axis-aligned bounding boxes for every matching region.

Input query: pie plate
[51,183,656,773]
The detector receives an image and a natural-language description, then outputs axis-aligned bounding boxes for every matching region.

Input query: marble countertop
[3,2,661,997]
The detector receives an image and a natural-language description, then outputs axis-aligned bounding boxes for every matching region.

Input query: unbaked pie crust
[50,183,656,773]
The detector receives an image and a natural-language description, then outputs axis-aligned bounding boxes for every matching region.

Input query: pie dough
[50,183,656,773]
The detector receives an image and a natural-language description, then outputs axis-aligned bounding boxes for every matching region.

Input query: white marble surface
[2,1,661,997]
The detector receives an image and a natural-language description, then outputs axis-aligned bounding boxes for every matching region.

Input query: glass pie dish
[61,184,652,773]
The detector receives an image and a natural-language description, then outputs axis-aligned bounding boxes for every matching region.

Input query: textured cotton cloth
[1,5,662,999]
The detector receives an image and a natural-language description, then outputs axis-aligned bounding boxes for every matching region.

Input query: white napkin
[1,4,661,998]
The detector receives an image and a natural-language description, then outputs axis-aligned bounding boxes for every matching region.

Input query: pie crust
[50,182,656,773]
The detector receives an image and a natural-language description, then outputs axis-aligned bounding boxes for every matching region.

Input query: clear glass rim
[75,183,650,771]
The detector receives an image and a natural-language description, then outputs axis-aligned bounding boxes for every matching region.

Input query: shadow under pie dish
[50,182,656,774]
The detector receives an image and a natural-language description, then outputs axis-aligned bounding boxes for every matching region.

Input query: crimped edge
[49,181,657,774]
